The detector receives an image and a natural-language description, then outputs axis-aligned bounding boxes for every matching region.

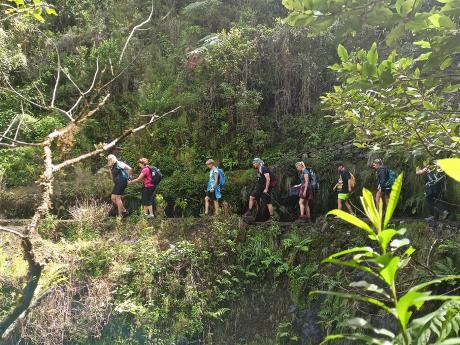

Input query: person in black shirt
[244,158,274,220]
[333,162,354,214]
[416,166,449,221]
[372,158,390,208]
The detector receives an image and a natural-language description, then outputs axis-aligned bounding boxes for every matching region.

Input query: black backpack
[306,167,320,191]
[148,166,163,186]
[268,168,278,188]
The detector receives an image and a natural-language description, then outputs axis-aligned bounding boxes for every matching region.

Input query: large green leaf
[342,318,395,338]
[337,44,349,62]
[378,256,400,286]
[360,188,381,232]
[367,42,378,65]
[350,281,390,299]
[383,173,403,229]
[327,209,376,238]
[326,246,375,260]
[310,290,395,315]
[437,158,460,182]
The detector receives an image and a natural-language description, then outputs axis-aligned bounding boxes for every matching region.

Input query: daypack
[385,168,397,188]
[115,161,129,181]
[306,167,320,191]
[148,166,163,186]
[218,168,226,190]
[349,172,356,191]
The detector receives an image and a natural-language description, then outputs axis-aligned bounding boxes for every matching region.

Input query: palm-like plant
[311,173,460,344]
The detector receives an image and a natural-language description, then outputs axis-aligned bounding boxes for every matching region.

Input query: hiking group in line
[106,155,450,222]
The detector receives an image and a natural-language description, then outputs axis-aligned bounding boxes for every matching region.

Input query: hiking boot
[440,210,449,221]
[295,217,307,224]
[145,214,154,220]
[122,210,129,218]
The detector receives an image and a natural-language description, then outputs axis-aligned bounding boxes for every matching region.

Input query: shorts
[142,187,156,206]
[251,187,272,204]
[338,193,350,201]
[112,181,127,196]
[381,188,391,196]
[206,190,221,201]
[299,185,314,200]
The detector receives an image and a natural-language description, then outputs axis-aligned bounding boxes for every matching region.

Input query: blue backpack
[385,169,397,188]
[218,168,226,190]
[116,161,129,181]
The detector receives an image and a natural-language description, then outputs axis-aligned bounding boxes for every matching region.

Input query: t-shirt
[257,166,270,189]
[207,166,219,191]
[337,170,351,193]
[111,161,128,183]
[142,166,154,188]
[299,168,310,185]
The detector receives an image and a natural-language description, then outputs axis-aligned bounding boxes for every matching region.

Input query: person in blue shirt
[204,159,221,215]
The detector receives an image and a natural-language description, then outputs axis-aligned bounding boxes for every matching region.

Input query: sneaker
[122,210,129,218]
[440,210,449,221]
[295,217,307,223]
[145,214,154,220]
[424,216,435,222]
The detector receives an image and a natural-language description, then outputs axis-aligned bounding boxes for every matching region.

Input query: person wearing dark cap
[244,158,274,220]
[333,162,354,215]
[204,159,221,215]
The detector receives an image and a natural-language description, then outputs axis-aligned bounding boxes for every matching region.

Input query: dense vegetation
[0,0,459,344]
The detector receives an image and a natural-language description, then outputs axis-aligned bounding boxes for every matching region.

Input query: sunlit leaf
[437,158,460,182]
[384,173,403,229]
[327,209,376,238]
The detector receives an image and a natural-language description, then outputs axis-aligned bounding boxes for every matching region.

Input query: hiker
[293,161,313,223]
[371,158,394,209]
[107,154,132,218]
[204,159,221,216]
[244,158,274,221]
[333,162,354,215]
[128,158,156,219]
[416,165,449,221]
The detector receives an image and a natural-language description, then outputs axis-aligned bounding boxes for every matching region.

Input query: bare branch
[118,0,154,64]
[50,40,61,108]
[0,136,42,147]
[53,106,181,171]
[14,102,25,141]
[0,226,26,238]
[0,114,18,143]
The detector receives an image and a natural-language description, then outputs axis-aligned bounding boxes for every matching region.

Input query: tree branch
[118,0,154,64]
[0,226,26,238]
[53,106,182,171]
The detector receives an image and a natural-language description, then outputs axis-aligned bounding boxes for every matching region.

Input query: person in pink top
[129,157,156,219]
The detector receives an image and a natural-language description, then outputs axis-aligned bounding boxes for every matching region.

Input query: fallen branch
[0,225,26,238]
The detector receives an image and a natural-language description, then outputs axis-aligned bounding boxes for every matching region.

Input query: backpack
[148,166,163,186]
[217,168,226,190]
[306,168,320,191]
[115,161,129,181]
[349,172,356,191]
[385,169,397,188]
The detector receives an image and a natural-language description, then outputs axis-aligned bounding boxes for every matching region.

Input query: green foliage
[3,0,57,22]
[312,175,460,344]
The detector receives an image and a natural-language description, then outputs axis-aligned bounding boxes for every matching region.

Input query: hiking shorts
[299,185,314,201]
[381,188,392,196]
[142,187,156,206]
[112,180,127,196]
[338,193,350,201]
[251,187,272,204]
[206,190,221,201]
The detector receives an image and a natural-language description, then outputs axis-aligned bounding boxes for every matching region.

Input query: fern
[404,301,460,345]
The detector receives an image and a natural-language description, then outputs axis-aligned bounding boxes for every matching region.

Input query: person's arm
[211,170,219,191]
[416,167,428,176]
[264,172,270,193]
[129,172,145,184]
[348,173,352,192]
[125,165,133,179]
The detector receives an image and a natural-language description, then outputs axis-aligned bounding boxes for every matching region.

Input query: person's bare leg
[375,190,382,208]
[337,199,343,210]
[205,196,210,215]
[115,196,124,216]
[305,201,311,219]
[267,203,274,216]
[299,199,305,217]
[345,200,353,214]
[249,196,255,210]
[144,205,153,215]
[214,200,220,215]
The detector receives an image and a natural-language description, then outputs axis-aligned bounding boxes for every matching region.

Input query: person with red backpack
[294,161,314,223]
[129,157,157,219]
[244,158,274,221]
